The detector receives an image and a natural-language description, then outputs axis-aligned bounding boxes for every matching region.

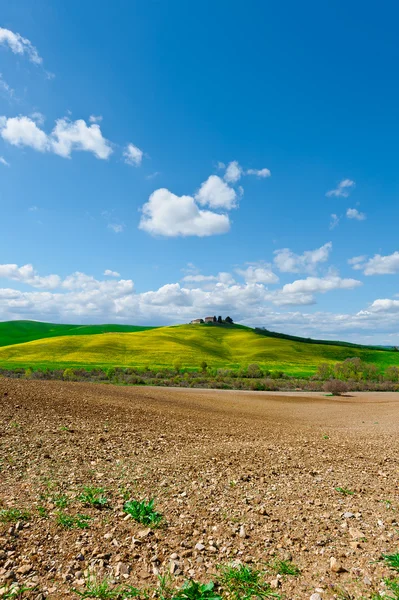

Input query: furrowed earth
[0,379,398,599]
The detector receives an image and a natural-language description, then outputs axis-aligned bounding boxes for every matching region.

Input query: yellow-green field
[0,322,398,376]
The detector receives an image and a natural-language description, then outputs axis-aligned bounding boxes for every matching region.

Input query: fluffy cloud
[139,188,230,237]
[326,179,355,198]
[51,118,113,159]
[0,116,49,151]
[195,175,237,209]
[224,161,242,183]
[246,168,271,178]
[346,207,366,221]
[0,115,113,160]
[236,264,279,284]
[104,269,120,277]
[350,251,399,275]
[369,299,399,312]
[281,275,361,296]
[123,143,143,166]
[0,263,60,289]
[0,27,42,65]
[329,214,340,230]
[0,156,9,166]
[273,242,332,274]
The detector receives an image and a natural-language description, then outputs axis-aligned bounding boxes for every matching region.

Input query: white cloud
[281,275,361,296]
[104,269,120,277]
[51,118,112,159]
[0,115,113,160]
[236,263,279,284]
[123,143,143,166]
[195,175,237,209]
[369,299,399,313]
[0,115,49,151]
[0,156,9,166]
[352,251,399,275]
[329,214,340,229]
[326,179,355,198]
[0,263,60,289]
[224,161,242,183]
[108,223,124,233]
[273,242,332,274]
[89,115,103,123]
[139,188,230,237]
[346,207,366,221]
[348,255,367,269]
[0,27,42,65]
[246,167,271,178]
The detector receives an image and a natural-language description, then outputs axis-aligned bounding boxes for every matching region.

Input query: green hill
[0,320,156,348]
[0,321,398,376]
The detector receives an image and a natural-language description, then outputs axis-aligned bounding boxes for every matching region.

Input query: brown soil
[0,379,398,599]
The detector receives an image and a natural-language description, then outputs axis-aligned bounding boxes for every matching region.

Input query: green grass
[56,511,92,529]
[268,559,301,576]
[1,321,398,376]
[78,486,109,508]
[74,576,141,599]
[0,508,30,523]
[0,319,156,348]
[218,563,280,599]
[384,554,399,572]
[123,498,163,526]
[335,487,355,496]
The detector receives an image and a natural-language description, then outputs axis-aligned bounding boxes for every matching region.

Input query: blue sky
[1,0,399,343]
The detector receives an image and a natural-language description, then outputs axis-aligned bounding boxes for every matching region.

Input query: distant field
[0,320,156,347]
[0,321,398,376]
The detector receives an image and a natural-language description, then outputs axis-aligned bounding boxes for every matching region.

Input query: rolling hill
[0,320,398,376]
[0,320,156,348]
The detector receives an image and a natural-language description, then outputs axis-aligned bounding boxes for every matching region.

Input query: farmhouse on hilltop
[190,316,234,324]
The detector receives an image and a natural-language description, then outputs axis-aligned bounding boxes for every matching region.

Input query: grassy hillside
[0,322,398,376]
[0,320,156,348]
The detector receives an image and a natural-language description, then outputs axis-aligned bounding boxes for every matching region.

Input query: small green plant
[123,498,163,526]
[384,554,399,572]
[335,486,355,496]
[74,575,141,599]
[78,486,109,508]
[0,508,30,523]
[60,425,70,432]
[218,563,280,599]
[172,581,221,599]
[322,433,329,439]
[268,559,301,576]
[37,505,49,518]
[56,511,91,529]
[53,493,70,508]
[1,584,34,599]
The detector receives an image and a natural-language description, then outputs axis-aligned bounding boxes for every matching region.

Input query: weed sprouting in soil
[78,486,109,508]
[123,498,163,526]
[268,558,301,576]
[218,563,281,599]
[0,508,30,523]
[335,486,355,496]
[56,511,92,529]
[1,585,35,599]
[384,554,399,572]
[172,581,221,600]
[53,493,70,508]
[74,575,142,599]
[37,505,49,518]
[156,576,220,600]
